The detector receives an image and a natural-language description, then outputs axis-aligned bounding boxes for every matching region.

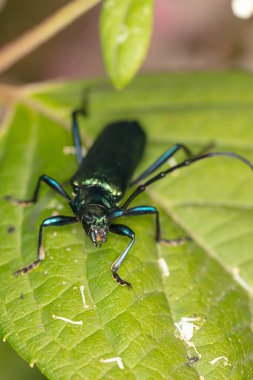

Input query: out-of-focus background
[0,0,253,85]
[0,0,253,379]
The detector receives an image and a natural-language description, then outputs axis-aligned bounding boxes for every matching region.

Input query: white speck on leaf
[158,258,170,277]
[80,285,89,309]
[210,356,231,366]
[52,314,83,325]
[63,146,76,155]
[100,356,124,370]
[174,316,201,358]
[117,25,129,44]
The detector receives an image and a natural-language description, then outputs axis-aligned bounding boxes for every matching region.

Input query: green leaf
[0,339,47,380]
[1,72,253,380]
[100,0,153,89]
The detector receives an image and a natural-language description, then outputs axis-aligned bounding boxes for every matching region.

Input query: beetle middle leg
[14,215,77,275]
[109,224,135,288]
[6,174,71,206]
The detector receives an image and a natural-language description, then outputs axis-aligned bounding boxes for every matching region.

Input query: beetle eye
[83,213,92,223]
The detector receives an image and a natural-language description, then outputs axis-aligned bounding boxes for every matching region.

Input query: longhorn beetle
[8,110,253,287]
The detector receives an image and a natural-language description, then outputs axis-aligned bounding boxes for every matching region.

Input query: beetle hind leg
[159,236,191,246]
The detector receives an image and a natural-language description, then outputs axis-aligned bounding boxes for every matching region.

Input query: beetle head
[82,204,109,247]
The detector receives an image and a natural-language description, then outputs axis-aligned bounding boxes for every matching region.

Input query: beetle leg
[130,143,192,187]
[72,109,87,163]
[109,224,135,288]
[6,174,71,206]
[130,141,217,187]
[14,215,77,275]
[111,206,189,245]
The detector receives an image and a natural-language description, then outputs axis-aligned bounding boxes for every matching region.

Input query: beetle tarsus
[14,259,41,276]
[159,236,191,246]
[112,271,132,288]
[5,195,33,207]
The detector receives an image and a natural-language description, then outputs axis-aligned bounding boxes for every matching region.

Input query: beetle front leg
[109,224,135,288]
[14,215,77,275]
[111,206,190,246]
[72,109,87,164]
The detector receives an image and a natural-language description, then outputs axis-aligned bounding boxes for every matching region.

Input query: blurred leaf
[0,72,253,380]
[0,340,47,380]
[100,0,153,89]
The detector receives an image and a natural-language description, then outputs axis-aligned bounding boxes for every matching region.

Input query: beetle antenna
[122,151,253,209]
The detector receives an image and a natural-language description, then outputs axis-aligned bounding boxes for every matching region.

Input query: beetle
[9,110,253,287]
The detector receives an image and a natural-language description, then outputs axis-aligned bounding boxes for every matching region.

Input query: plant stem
[0,0,101,74]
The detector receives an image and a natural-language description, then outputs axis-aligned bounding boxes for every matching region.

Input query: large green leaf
[0,72,253,380]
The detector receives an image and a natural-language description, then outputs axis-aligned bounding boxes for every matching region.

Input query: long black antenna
[122,151,253,210]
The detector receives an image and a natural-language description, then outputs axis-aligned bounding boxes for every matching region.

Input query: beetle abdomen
[71,120,146,200]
